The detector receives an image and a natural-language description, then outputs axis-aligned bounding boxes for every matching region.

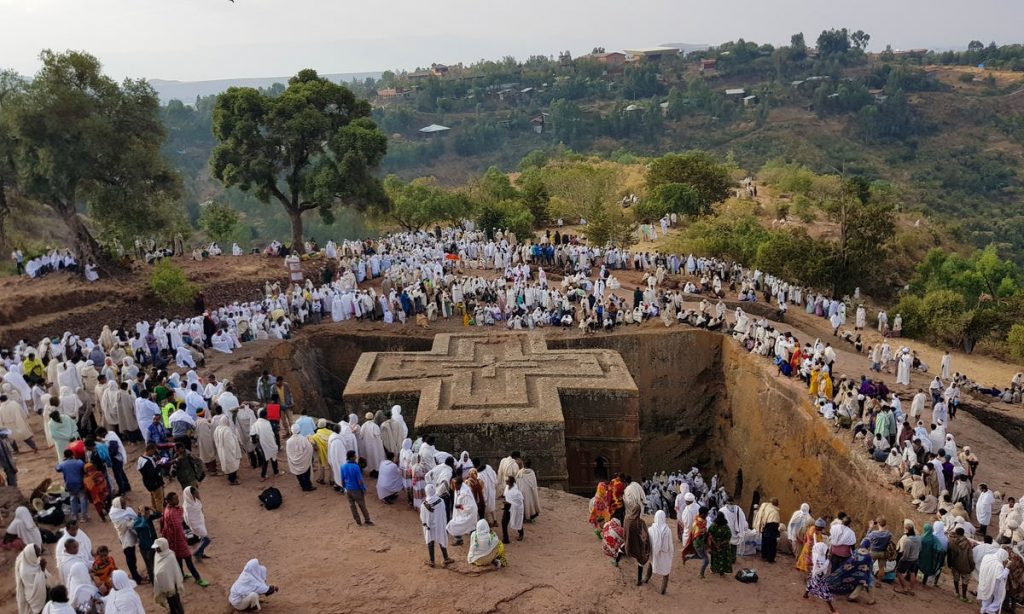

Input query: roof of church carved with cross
[343,333,638,426]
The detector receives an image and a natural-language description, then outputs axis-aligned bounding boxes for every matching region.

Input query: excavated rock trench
[223,327,919,530]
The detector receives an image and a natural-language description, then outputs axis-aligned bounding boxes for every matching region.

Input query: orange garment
[91,554,118,591]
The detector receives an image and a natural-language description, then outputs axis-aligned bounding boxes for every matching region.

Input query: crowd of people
[10,248,98,282]
[4,221,1023,612]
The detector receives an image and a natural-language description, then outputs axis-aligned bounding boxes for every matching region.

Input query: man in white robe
[896,350,913,386]
[358,413,385,477]
[677,492,699,546]
[497,451,521,498]
[379,405,407,455]
[376,451,404,502]
[327,425,349,491]
[213,415,242,484]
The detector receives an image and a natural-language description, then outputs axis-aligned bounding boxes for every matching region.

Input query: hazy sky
[2,0,1022,81]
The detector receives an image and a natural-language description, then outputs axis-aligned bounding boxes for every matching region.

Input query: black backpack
[258,487,282,510]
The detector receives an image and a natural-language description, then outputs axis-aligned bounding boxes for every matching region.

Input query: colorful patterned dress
[708,521,733,575]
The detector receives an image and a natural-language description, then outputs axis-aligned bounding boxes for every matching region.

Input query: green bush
[148,260,198,306]
[1008,323,1024,361]
[476,200,534,241]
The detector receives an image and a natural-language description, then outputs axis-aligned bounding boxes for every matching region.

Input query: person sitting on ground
[228,558,277,611]
[467,518,507,569]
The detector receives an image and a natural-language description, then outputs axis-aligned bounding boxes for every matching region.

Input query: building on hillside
[624,47,680,62]
[376,87,411,100]
[593,52,627,70]
[725,88,746,97]
[418,124,450,137]
[743,95,759,106]
[430,63,449,77]
[407,70,433,82]
[699,59,717,73]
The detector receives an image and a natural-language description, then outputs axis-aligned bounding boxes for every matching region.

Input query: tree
[198,201,240,243]
[821,176,896,292]
[790,33,807,60]
[649,182,702,217]
[476,200,533,240]
[210,69,387,253]
[850,30,871,51]
[0,70,24,248]
[816,28,851,56]
[968,40,985,53]
[646,152,733,215]
[5,50,182,267]
[518,171,550,228]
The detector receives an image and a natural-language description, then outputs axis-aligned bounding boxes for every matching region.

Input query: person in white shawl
[358,412,385,477]
[467,518,505,568]
[152,537,185,611]
[340,414,359,459]
[183,486,212,559]
[327,425,349,490]
[787,503,813,553]
[249,409,279,480]
[285,424,316,492]
[213,415,243,485]
[107,497,147,583]
[65,559,100,611]
[446,478,479,545]
[194,413,217,473]
[228,558,277,611]
[648,510,674,594]
[379,405,407,455]
[977,549,1009,613]
[376,451,404,502]
[6,506,42,548]
[420,484,452,567]
[677,492,699,547]
[502,476,525,543]
[15,544,48,614]
[103,570,146,614]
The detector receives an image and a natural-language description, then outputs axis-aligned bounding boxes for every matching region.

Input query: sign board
[286,255,303,282]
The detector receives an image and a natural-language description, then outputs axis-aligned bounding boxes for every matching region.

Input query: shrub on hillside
[1007,324,1024,361]
[148,260,197,306]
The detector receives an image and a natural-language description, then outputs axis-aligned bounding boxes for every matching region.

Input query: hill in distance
[149,71,382,103]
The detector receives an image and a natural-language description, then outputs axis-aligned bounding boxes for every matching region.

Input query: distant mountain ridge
[149,71,382,103]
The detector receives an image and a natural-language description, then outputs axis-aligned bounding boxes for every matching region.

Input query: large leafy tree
[646,151,733,215]
[0,70,23,247]
[5,50,181,265]
[211,69,387,252]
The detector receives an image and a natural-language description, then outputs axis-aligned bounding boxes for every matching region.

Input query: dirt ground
[1,250,1022,613]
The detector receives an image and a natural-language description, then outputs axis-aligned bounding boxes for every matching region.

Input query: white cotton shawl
[787,504,812,542]
[467,519,499,564]
[250,417,278,458]
[229,559,269,608]
[213,415,242,474]
[327,431,348,487]
[648,510,675,576]
[16,544,48,614]
[7,506,42,547]
[152,538,184,604]
[65,560,99,610]
[286,425,313,474]
[182,487,207,538]
[977,549,1009,602]
[103,570,145,614]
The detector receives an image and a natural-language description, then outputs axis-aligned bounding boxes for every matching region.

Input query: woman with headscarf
[65,559,100,611]
[344,413,360,459]
[589,482,612,533]
[623,481,651,586]
[708,513,734,577]
[108,497,145,584]
[398,439,414,504]
[648,510,674,594]
[228,559,277,611]
[465,468,486,518]
[421,483,452,567]
[796,518,826,574]
[103,570,145,614]
[213,415,242,485]
[194,412,217,476]
[467,518,507,569]
[326,424,349,491]
[447,477,478,546]
[455,450,473,478]
[47,411,79,462]
[152,537,185,614]
[15,543,48,614]
[804,541,837,613]
[411,453,427,510]
[787,503,813,555]
[977,549,1009,614]
[182,486,211,560]
[380,405,407,455]
[6,506,42,548]
[285,424,315,492]
[916,523,944,586]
